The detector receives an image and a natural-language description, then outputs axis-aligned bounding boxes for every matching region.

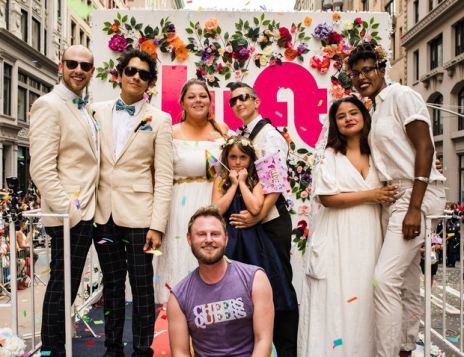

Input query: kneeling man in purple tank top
[167,206,274,357]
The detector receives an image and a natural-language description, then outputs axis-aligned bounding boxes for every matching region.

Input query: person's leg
[41,221,93,356]
[263,206,298,357]
[93,218,127,355]
[373,206,424,357]
[124,227,154,357]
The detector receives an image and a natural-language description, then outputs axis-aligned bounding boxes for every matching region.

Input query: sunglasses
[229,93,256,107]
[349,66,378,80]
[63,60,94,72]
[124,66,152,82]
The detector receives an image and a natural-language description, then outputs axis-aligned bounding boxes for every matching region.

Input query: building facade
[402,0,464,202]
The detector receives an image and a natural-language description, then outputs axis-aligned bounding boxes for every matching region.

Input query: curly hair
[346,42,387,70]
[116,49,157,83]
[219,136,259,192]
[326,96,371,155]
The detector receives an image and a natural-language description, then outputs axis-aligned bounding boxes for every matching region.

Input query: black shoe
[103,351,125,357]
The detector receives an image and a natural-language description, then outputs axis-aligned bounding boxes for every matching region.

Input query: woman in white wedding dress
[298,96,397,356]
[154,79,229,303]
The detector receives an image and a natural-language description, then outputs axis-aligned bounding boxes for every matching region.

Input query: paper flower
[140,40,158,59]
[204,17,219,33]
[284,47,298,61]
[313,23,333,41]
[303,16,312,27]
[108,34,127,52]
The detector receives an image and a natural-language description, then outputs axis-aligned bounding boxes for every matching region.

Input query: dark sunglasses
[63,60,94,72]
[124,66,152,82]
[229,93,256,107]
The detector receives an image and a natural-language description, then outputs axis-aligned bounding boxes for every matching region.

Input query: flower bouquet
[0,328,28,357]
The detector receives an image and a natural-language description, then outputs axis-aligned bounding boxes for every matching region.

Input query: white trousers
[374,181,446,357]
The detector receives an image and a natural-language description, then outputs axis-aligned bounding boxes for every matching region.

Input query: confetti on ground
[372,278,379,288]
[105,310,110,316]
[84,340,96,347]
[333,338,343,348]
[300,126,307,131]
[347,296,358,303]
[447,336,460,343]
[175,235,180,240]
[122,240,130,244]
[93,222,97,228]
[124,342,127,346]
[97,240,107,245]
[317,99,324,107]
[126,316,132,320]
[93,320,104,325]
[145,249,163,256]
[181,195,187,206]
[41,351,51,356]
[23,310,27,317]
[40,268,51,276]
[275,111,283,118]
[155,275,161,282]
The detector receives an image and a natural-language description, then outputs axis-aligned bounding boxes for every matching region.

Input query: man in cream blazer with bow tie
[29,45,99,356]
[91,49,173,357]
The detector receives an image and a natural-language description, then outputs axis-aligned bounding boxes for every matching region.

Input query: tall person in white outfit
[347,43,446,357]
[298,96,397,356]
[154,79,230,303]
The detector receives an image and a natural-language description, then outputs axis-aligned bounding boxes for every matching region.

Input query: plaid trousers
[94,216,155,357]
[41,220,93,357]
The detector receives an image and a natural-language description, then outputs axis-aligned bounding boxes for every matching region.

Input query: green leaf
[122,15,128,22]
[160,18,164,27]
[124,23,131,31]
[371,31,378,37]
[225,72,231,80]
[114,19,120,25]
[244,20,250,29]
[104,21,111,27]
[130,16,136,27]
[372,23,379,29]
[260,13,264,21]
[135,23,142,30]
[254,17,259,25]
[117,12,121,20]
[298,32,305,39]
[263,19,270,26]
[217,26,221,35]
[362,21,368,29]
[370,17,374,24]
[186,27,193,34]
[224,32,229,41]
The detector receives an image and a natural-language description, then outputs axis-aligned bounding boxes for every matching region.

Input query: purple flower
[232,46,250,61]
[108,34,127,52]
[297,44,306,54]
[201,50,211,62]
[313,23,333,41]
[167,23,176,33]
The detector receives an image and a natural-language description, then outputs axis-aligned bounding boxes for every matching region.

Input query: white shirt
[112,98,144,158]
[56,83,97,150]
[369,83,445,182]
[238,115,289,166]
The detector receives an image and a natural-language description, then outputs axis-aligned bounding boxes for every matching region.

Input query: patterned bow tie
[238,125,248,136]
[115,99,136,116]
[73,96,88,110]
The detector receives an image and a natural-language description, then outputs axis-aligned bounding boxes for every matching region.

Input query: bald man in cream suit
[29,45,99,356]
[91,49,173,357]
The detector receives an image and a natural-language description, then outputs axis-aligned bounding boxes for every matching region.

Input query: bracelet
[414,176,430,184]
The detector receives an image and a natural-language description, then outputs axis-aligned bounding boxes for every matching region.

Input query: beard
[191,243,225,265]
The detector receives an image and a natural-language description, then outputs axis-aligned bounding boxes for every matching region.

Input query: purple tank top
[171,260,261,357]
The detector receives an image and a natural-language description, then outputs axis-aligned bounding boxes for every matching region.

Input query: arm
[402,120,435,240]
[29,98,80,226]
[251,270,274,357]
[319,185,397,208]
[238,170,264,216]
[167,294,191,357]
[212,173,239,215]
[229,192,280,229]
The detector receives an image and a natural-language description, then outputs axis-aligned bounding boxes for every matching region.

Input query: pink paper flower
[108,34,127,52]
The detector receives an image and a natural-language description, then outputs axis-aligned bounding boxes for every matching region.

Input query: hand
[143,229,162,252]
[229,210,261,229]
[229,169,239,185]
[402,207,422,240]
[370,185,397,204]
[237,168,248,183]
[435,158,443,174]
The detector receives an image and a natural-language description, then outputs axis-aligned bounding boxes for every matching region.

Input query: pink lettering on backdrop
[160,63,327,147]
[253,62,327,148]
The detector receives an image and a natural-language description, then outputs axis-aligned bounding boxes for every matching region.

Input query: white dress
[298,148,383,357]
[154,138,224,303]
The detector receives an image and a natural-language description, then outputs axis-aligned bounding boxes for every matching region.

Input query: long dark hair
[219,136,259,192]
[326,96,371,155]
[179,78,226,138]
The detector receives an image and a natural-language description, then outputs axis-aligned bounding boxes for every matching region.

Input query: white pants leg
[374,183,445,357]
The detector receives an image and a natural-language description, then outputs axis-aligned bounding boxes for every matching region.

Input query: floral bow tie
[72,96,88,110]
[115,99,136,116]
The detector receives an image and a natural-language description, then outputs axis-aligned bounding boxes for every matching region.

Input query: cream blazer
[91,100,173,233]
[29,87,99,228]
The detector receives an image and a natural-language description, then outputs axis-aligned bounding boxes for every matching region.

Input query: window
[44,29,47,55]
[5,0,9,29]
[391,32,396,60]
[413,50,419,81]
[458,87,464,130]
[385,0,395,16]
[71,21,76,45]
[429,34,443,70]
[32,17,40,51]
[362,0,369,10]
[460,155,464,202]
[455,20,464,56]
[80,29,85,45]
[414,0,419,23]
[429,0,434,11]
[3,63,12,116]
[17,72,51,122]
[20,9,28,42]
[432,94,443,136]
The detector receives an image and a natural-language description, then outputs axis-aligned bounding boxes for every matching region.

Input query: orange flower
[204,17,219,32]
[303,16,312,27]
[332,12,341,22]
[166,32,178,42]
[140,40,158,59]
[284,47,298,61]
[111,23,119,32]
[322,45,337,58]
[175,45,189,61]
[170,37,184,49]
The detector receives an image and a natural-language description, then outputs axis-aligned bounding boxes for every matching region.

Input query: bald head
[62,45,94,63]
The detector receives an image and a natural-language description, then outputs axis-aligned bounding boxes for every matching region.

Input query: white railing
[424,214,464,356]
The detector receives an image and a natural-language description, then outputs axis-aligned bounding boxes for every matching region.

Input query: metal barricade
[424,214,464,356]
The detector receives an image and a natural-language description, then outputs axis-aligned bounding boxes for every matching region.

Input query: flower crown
[220,136,254,150]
